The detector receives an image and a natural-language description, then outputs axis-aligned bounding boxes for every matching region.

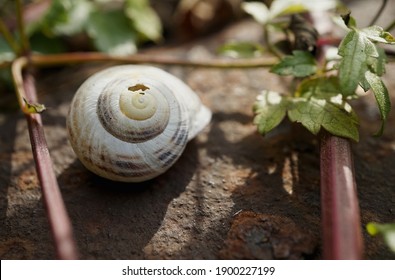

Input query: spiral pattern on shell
[67,65,211,182]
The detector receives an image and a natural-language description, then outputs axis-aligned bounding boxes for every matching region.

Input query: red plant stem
[310,8,364,259]
[320,132,364,259]
[22,70,78,260]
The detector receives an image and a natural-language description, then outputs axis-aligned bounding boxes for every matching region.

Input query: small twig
[15,60,79,260]
[15,0,30,54]
[320,132,364,259]
[368,0,388,27]
[0,18,19,54]
[11,57,30,113]
[1,52,279,70]
[28,52,278,68]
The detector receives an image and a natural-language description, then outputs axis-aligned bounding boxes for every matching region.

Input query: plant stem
[28,52,278,69]
[12,58,79,259]
[11,57,30,113]
[311,10,364,259]
[368,0,388,27]
[263,26,283,59]
[15,0,30,54]
[1,52,278,69]
[320,132,364,259]
[0,18,19,54]
[385,19,395,32]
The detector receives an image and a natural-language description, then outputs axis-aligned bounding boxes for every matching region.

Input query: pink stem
[320,132,364,259]
[23,71,78,259]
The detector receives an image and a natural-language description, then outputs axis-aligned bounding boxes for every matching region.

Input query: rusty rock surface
[1,19,395,259]
[219,211,317,259]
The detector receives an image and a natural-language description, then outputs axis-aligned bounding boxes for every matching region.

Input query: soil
[1,12,395,259]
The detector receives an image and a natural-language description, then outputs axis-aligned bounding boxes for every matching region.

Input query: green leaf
[29,0,93,36]
[338,30,379,96]
[30,32,67,54]
[288,97,359,141]
[125,0,162,42]
[364,71,391,136]
[253,91,288,135]
[361,25,395,44]
[270,50,316,77]
[218,42,264,58]
[360,47,386,92]
[367,46,387,76]
[0,36,15,63]
[296,76,343,99]
[86,10,137,55]
[359,76,371,92]
[367,223,395,252]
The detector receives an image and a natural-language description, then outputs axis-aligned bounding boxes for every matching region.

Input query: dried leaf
[23,98,46,113]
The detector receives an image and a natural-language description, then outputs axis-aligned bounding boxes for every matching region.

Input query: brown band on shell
[158,131,187,164]
[82,155,157,179]
[96,80,170,143]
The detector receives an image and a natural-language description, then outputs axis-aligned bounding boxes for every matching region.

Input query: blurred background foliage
[0,0,244,101]
[0,0,244,58]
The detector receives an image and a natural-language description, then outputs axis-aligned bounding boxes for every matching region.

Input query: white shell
[67,65,211,182]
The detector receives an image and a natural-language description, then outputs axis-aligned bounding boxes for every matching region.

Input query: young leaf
[271,50,317,77]
[364,71,391,136]
[86,10,137,55]
[359,47,386,92]
[367,223,395,252]
[361,25,395,44]
[338,30,379,96]
[367,47,387,77]
[359,76,371,92]
[288,97,359,141]
[253,91,287,135]
[23,98,46,114]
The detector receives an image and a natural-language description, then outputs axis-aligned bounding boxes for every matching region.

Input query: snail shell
[67,65,211,182]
